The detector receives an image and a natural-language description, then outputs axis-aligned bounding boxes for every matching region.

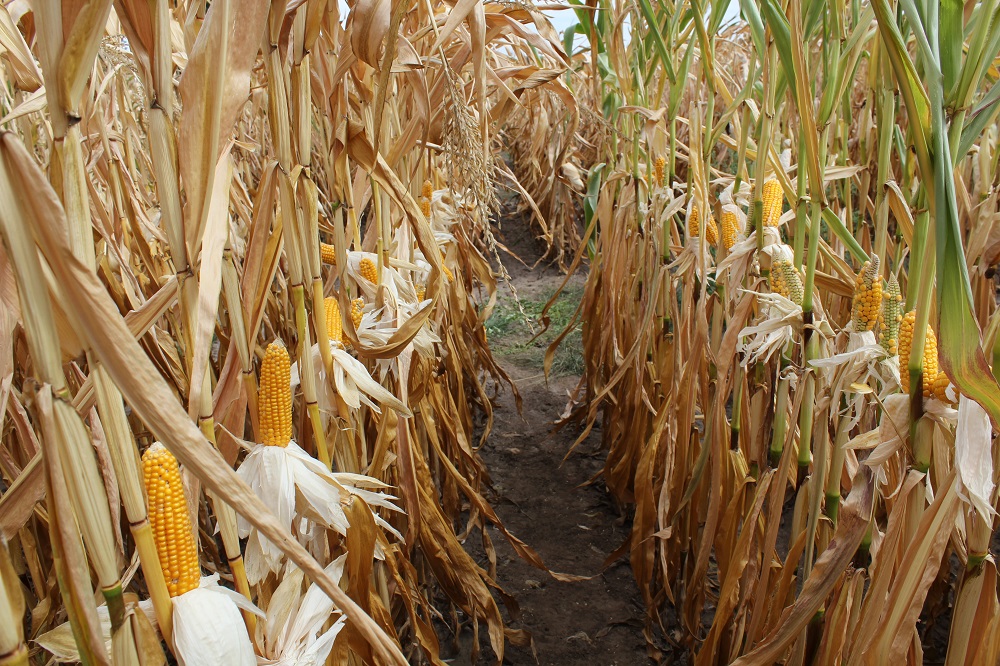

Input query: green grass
[484,286,585,375]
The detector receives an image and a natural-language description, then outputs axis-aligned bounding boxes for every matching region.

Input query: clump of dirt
[436,212,651,665]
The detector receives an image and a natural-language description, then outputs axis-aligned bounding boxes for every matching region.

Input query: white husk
[173,581,258,666]
[810,331,889,429]
[258,556,347,665]
[236,441,403,584]
[955,395,996,524]
[36,576,260,663]
[737,291,803,366]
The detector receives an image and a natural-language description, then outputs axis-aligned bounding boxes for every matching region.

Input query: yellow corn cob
[421,179,433,219]
[689,205,718,246]
[320,243,336,265]
[142,443,200,598]
[324,297,342,345]
[359,257,378,283]
[654,157,666,187]
[762,178,783,227]
[342,298,365,349]
[932,371,952,403]
[442,261,454,282]
[721,209,741,250]
[852,255,882,332]
[770,259,804,305]
[880,273,903,355]
[415,284,426,301]
[898,311,938,397]
[259,341,292,447]
[351,298,364,329]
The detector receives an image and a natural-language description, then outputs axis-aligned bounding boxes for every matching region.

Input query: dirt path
[438,215,650,665]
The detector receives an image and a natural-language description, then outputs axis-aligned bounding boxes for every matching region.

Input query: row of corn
[539,1,1000,661]
[0,0,573,664]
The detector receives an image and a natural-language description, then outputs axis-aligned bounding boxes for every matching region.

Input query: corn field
[1,0,1000,664]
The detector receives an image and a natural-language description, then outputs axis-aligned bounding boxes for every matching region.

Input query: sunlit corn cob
[359,257,378,283]
[320,243,336,265]
[654,156,666,187]
[324,297,342,345]
[442,260,454,282]
[932,371,953,403]
[899,311,938,397]
[421,179,433,219]
[721,209,741,250]
[689,205,718,246]
[762,178,783,227]
[259,341,292,447]
[415,284,426,301]
[880,273,903,355]
[852,255,882,332]
[770,259,804,305]
[143,443,200,598]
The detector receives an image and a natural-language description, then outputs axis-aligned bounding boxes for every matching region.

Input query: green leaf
[958,79,1000,157]
[934,115,1000,427]
[938,0,964,98]
[737,0,766,58]
[636,0,675,84]
[759,0,797,101]
[821,208,869,263]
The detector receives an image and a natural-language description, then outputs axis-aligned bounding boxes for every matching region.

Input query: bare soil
[436,212,651,665]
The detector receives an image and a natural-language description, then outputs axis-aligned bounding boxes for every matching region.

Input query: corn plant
[541,0,1000,662]
[0,0,574,664]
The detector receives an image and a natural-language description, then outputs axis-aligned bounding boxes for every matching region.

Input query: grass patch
[484,286,585,375]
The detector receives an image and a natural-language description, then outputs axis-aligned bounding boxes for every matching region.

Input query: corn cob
[142,443,200,598]
[721,209,741,250]
[359,257,378,283]
[415,284,426,301]
[320,243,336,265]
[351,298,364,329]
[342,297,365,350]
[654,157,666,187]
[762,177,783,227]
[852,255,882,332]
[421,179,433,219]
[769,259,804,305]
[932,371,952,403]
[898,311,938,397]
[259,341,292,447]
[689,205,718,246]
[324,297,342,345]
[880,273,903,355]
